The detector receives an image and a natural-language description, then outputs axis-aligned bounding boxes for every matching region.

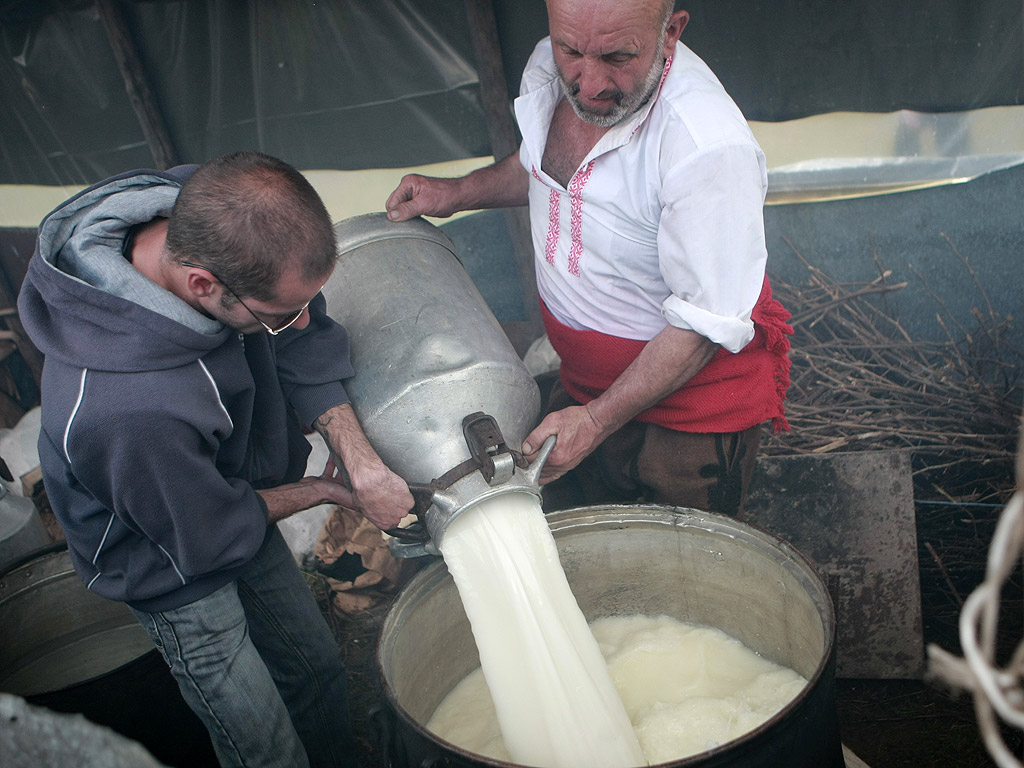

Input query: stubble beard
[557,52,666,128]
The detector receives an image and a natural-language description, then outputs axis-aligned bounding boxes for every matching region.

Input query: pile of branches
[762,235,1021,504]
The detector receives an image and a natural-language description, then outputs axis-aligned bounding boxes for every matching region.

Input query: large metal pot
[0,546,154,696]
[376,505,844,768]
[0,547,216,766]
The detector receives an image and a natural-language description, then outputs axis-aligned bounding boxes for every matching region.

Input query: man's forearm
[313,403,385,484]
[258,477,353,525]
[312,402,414,530]
[385,151,529,222]
[586,325,719,439]
[255,403,413,531]
[456,153,530,210]
[522,324,719,482]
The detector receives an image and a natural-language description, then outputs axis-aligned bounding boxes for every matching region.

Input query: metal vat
[375,505,845,768]
[0,547,216,766]
[0,546,154,696]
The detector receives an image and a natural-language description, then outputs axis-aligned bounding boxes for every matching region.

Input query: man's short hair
[659,0,676,30]
[165,151,337,301]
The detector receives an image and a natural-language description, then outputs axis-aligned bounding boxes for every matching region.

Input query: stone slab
[745,450,925,678]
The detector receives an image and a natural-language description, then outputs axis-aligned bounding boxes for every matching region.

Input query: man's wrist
[583,398,621,442]
[315,404,383,484]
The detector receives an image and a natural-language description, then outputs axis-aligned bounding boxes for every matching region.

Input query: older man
[386,0,791,516]
[20,151,414,767]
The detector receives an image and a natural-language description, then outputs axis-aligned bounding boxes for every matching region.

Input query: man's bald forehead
[546,0,673,25]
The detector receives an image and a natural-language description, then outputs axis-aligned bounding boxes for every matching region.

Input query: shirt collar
[597,55,673,150]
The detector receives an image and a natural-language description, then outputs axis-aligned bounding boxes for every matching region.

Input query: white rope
[927,491,1024,768]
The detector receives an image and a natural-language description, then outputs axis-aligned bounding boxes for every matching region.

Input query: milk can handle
[523,434,558,486]
[382,483,435,542]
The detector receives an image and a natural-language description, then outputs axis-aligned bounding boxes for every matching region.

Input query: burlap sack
[314,506,418,614]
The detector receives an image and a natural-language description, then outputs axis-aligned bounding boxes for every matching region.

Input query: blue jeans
[131,527,356,768]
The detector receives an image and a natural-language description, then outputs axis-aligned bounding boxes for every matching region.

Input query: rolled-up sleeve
[657,142,768,353]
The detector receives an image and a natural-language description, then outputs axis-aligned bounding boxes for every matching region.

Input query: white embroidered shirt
[514,38,768,353]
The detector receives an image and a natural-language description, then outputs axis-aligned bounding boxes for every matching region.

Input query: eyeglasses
[181,261,315,335]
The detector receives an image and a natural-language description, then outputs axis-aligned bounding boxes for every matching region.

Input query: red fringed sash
[541,276,792,433]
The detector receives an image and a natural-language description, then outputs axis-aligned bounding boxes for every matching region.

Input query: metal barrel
[322,213,540,488]
[375,505,845,768]
[0,546,154,696]
[0,547,217,765]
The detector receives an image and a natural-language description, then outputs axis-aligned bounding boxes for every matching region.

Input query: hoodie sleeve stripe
[93,513,115,565]
[63,369,88,463]
[157,544,187,585]
[197,360,233,430]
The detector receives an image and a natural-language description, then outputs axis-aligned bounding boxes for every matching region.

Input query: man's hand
[334,458,414,531]
[385,154,530,223]
[522,403,609,484]
[522,326,720,485]
[385,174,464,222]
[266,458,410,531]
[314,404,414,530]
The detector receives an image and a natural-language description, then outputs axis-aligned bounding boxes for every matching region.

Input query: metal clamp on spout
[461,412,523,486]
[385,417,556,558]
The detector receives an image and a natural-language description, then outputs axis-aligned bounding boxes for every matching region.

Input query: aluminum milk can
[321,214,543,549]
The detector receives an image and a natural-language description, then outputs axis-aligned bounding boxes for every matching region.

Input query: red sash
[541,276,792,433]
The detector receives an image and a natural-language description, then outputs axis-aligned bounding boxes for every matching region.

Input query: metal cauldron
[0,547,217,766]
[0,546,154,696]
[323,214,543,554]
[375,505,845,768]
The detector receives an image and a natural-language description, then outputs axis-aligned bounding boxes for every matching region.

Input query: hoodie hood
[18,168,233,373]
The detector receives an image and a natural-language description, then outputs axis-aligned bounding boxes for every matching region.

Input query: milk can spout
[385,429,556,559]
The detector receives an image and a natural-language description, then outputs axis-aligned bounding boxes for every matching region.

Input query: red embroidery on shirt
[545,190,560,265]
[566,160,595,276]
[660,56,673,88]
[533,166,559,266]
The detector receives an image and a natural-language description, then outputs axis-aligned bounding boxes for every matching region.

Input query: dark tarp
[0,0,1022,186]
[0,0,492,184]
[672,1,1024,120]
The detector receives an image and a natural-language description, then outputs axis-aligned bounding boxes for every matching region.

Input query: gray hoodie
[17,166,354,611]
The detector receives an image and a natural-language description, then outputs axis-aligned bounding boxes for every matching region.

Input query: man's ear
[664,9,690,56]
[184,268,218,299]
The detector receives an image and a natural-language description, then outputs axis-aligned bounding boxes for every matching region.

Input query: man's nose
[577,57,614,99]
[291,307,312,331]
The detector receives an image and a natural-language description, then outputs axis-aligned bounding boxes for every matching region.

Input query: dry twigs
[762,235,1024,767]
[763,236,1021,504]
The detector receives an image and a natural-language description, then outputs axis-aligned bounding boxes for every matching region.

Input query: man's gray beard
[558,53,665,128]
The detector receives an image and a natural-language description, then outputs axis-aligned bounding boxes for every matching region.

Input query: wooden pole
[464,0,518,161]
[464,0,542,346]
[95,0,179,170]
